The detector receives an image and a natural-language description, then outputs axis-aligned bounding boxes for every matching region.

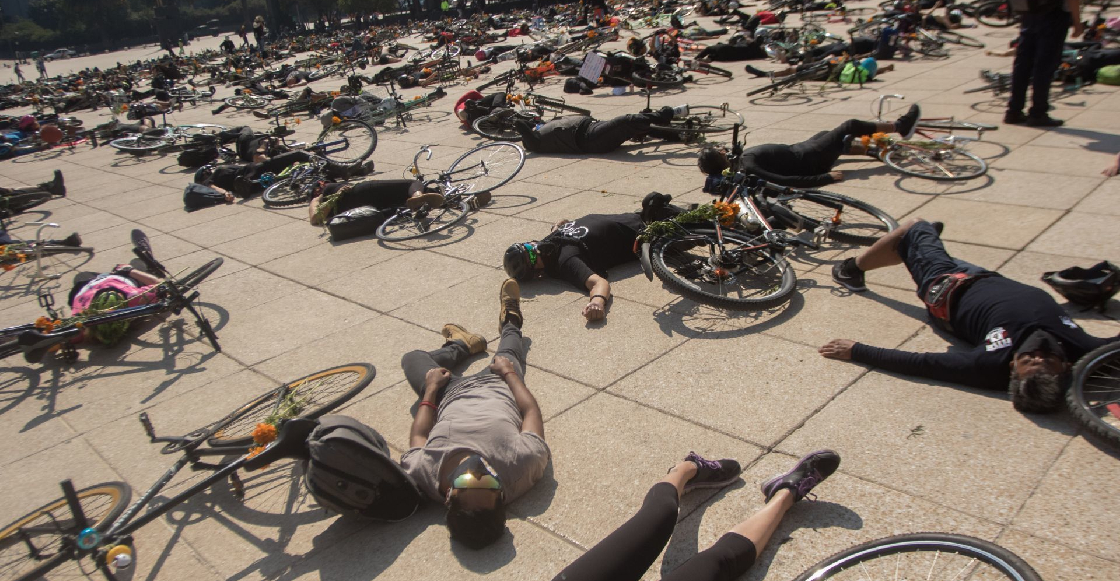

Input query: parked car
[44,49,76,61]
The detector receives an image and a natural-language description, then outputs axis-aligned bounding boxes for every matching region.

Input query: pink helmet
[18,115,37,131]
[475,49,489,61]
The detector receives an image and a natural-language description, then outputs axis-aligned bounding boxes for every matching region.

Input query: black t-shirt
[541,213,645,289]
[851,277,1115,389]
[736,144,835,188]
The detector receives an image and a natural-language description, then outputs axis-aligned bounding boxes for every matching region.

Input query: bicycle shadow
[371,215,482,251]
[651,280,807,339]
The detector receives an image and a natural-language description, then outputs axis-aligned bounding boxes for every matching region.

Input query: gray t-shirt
[399,373,550,503]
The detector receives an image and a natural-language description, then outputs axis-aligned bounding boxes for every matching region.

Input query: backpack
[1097,64,1120,86]
[327,205,392,241]
[183,183,228,211]
[178,145,218,168]
[1007,0,1061,13]
[839,61,871,84]
[303,416,421,521]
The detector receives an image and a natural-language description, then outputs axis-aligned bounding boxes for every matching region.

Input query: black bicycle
[0,363,376,581]
[1066,340,1120,452]
[0,230,222,363]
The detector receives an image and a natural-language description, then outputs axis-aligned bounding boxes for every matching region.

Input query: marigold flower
[252,422,278,445]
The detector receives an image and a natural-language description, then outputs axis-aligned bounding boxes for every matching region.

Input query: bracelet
[590,294,608,303]
[500,371,519,382]
[419,400,437,412]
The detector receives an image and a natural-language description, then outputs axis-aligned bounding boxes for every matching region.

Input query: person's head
[503,242,540,281]
[697,146,730,176]
[18,115,39,132]
[1007,329,1070,413]
[444,454,506,549]
[89,290,131,345]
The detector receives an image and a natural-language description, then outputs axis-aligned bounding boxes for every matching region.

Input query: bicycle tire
[308,64,340,81]
[261,177,314,207]
[651,105,745,134]
[884,146,987,180]
[912,35,950,58]
[224,95,269,109]
[631,69,687,88]
[472,113,522,141]
[1065,341,1120,451]
[650,228,796,311]
[917,119,999,131]
[184,301,220,352]
[780,191,899,246]
[445,141,525,196]
[375,202,469,241]
[935,30,985,48]
[109,135,173,154]
[792,532,1042,581]
[207,363,375,448]
[2,191,56,214]
[975,1,1019,27]
[176,257,224,293]
[747,75,800,97]
[0,482,132,581]
[178,124,227,141]
[314,120,377,166]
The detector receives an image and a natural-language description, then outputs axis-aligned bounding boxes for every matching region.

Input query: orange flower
[252,422,278,445]
[34,316,60,332]
[330,90,340,97]
[245,445,271,470]
[331,116,341,125]
[712,201,739,227]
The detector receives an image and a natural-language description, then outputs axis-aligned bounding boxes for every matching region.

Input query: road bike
[1065,340,1120,452]
[0,363,378,581]
[0,225,93,274]
[649,102,746,139]
[274,119,377,167]
[0,230,222,364]
[108,123,227,156]
[872,95,989,180]
[472,92,592,141]
[260,155,333,207]
[376,142,525,241]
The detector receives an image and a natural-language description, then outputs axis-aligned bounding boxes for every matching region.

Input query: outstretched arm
[409,368,450,448]
[492,356,544,438]
[820,339,1008,389]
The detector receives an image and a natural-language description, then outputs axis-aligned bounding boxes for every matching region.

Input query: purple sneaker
[683,451,742,493]
[760,450,841,502]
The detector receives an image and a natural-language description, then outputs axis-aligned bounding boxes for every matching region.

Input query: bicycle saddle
[243,417,317,469]
[18,327,81,363]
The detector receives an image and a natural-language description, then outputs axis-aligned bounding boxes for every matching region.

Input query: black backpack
[303,416,421,521]
[327,205,392,241]
[178,146,218,168]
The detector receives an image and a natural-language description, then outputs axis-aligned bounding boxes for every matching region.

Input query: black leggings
[333,179,423,214]
[790,119,879,175]
[552,483,758,581]
[696,43,767,62]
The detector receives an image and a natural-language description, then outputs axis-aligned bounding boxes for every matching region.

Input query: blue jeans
[1008,11,1072,117]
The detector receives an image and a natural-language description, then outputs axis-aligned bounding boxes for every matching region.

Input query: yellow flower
[712,201,739,227]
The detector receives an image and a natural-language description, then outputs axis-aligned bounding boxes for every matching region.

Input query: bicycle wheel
[631,69,687,88]
[792,533,1042,581]
[747,75,800,97]
[975,1,1018,27]
[375,203,469,241]
[912,35,950,58]
[780,191,899,246]
[176,257,224,293]
[207,363,375,448]
[109,135,173,154]
[308,64,340,81]
[917,119,1000,131]
[884,145,987,180]
[315,120,377,166]
[2,191,55,214]
[935,30,985,48]
[650,228,796,311]
[652,105,745,134]
[261,177,314,207]
[472,113,522,141]
[0,482,132,581]
[178,124,227,141]
[445,141,525,195]
[224,95,269,109]
[1066,341,1120,451]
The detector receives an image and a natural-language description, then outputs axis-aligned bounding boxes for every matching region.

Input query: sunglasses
[523,243,538,267]
[449,455,503,492]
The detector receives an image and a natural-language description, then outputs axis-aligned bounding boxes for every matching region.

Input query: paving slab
[1026,211,1120,262]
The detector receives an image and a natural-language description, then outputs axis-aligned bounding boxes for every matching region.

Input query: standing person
[399,279,550,549]
[36,57,47,79]
[238,24,250,47]
[1004,0,1083,127]
[14,63,24,83]
[253,15,266,51]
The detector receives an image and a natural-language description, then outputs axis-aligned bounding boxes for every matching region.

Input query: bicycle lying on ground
[108,123,227,156]
[639,171,898,310]
[872,94,990,180]
[1065,340,1120,453]
[472,91,593,141]
[0,224,93,274]
[0,363,378,581]
[260,155,334,207]
[375,142,526,241]
[0,230,222,363]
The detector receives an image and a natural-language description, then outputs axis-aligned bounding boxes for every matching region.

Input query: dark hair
[446,497,506,549]
[1008,372,1065,413]
[697,146,730,175]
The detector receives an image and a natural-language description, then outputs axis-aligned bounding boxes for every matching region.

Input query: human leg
[1027,12,1072,122]
[336,179,424,212]
[1007,17,1041,119]
[790,120,886,173]
[401,341,470,398]
[581,110,672,153]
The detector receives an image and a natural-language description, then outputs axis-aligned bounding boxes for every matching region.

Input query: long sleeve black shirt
[734,144,837,188]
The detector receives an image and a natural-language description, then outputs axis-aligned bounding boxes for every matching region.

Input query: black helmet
[397,74,415,89]
[503,243,535,281]
[1041,261,1119,310]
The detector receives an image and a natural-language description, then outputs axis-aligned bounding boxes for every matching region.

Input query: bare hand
[490,355,516,377]
[424,367,451,396]
[819,339,856,360]
[1103,162,1120,178]
[829,170,844,182]
[583,298,606,321]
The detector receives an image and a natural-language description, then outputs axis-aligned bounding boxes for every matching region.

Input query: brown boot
[441,323,486,355]
[406,192,445,211]
[499,278,522,332]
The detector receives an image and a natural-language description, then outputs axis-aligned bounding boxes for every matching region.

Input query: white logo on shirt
[985,327,1012,352]
[555,221,589,239]
[1060,316,1079,329]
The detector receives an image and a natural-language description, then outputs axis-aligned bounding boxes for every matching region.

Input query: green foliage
[0,19,59,44]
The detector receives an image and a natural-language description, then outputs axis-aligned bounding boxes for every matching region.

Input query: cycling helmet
[397,74,416,89]
[88,290,131,345]
[503,242,536,281]
[1041,261,1119,310]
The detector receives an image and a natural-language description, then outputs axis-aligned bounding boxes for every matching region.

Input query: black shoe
[1026,115,1063,127]
[930,221,944,236]
[1003,110,1027,125]
[832,257,867,293]
[212,104,229,115]
[60,232,81,247]
[744,64,770,78]
[895,104,921,139]
[42,170,65,197]
[760,450,841,502]
[681,451,742,493]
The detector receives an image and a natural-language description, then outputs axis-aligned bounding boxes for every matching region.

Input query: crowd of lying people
[2,0,1120,572]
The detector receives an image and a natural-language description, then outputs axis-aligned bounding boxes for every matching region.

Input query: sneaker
[60,232,82,247]
[832,258,867,292]
[406,192,445,211]
[744,64,770,78]
[682,451,742,493]
[1026,115,1063,128]
[895,104,921,139]
[1003,110,1027,125]
[442,323,487,355]
[930,221,944,236]
[499,278,522,331]
[252,110,269,119]
[760,449,841,502]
